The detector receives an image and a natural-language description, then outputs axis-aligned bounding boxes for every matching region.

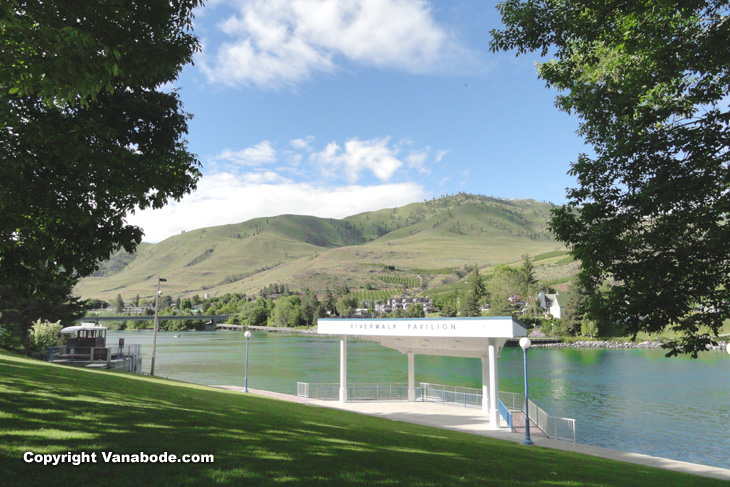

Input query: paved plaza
[213,385,730,481]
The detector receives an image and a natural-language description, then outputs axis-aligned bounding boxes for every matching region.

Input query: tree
[271,296,302,328]
[0,1,202,350]
[469,266,486,302]
[0,278,85,352]
[562,278,592,335]
[518,254,541,319]
[336,295,358,317]
[491,1,730,356]
[323,287,336,316]
[580,315,599,340]
[29,319,62,352]
[240,299,269,327]
[487,264,521,316]
[434,292,458,317]
[459,291,481,317]
[300,288,321,327]
[114,294,125,313]
[405,303,425,318]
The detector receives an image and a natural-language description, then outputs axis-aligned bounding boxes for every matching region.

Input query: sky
[128,0,589,243]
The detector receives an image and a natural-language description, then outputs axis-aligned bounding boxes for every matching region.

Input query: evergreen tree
[323,287,336,316]
[469,266,486,302]
[459,291,481,317]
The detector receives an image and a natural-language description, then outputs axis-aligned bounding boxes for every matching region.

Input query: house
[353,308,372,318]
[539,291,563,319]
[373,295,435,316]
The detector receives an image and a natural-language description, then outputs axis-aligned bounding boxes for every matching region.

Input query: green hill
[75,194,573,301]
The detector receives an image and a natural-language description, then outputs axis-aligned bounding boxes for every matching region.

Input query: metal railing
[297,381,576,442]
[498,399,513,429]
[419,382,483,409]
[297,382,417,401]
[47,345,141,372]
[499,390,576,442]
[527,398,576,442]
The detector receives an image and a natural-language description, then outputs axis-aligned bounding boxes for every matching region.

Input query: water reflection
[107,330,730,469]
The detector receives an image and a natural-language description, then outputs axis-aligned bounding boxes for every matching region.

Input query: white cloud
[199,0,476,87]
[433,149,449,163]
[213,140,277,166]
[127,172,426,242]
[290,136,315,151]
[240,171,290,184]
[405,150,429,174]
[312,137,403,182]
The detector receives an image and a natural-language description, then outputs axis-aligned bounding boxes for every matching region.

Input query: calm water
[108,330,730,469]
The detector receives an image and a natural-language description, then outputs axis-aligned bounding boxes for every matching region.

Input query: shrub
[29,320,62,351]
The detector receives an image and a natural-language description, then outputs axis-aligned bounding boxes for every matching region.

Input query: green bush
[29,320,62,351]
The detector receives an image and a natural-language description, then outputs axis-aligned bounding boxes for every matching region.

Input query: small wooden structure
[48,323,141,372]
[61,323,108,360]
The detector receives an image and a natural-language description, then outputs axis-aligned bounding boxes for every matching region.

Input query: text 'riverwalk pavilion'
[318,317,528,429]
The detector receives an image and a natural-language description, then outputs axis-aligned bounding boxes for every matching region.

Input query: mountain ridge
[75,194,570,301]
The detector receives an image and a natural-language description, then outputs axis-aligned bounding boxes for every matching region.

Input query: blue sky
[129,0,588,242]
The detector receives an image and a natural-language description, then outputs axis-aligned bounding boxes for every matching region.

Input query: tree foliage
[491,1,730,356]
[459,291,481,317]
[0,1,202,349]
[469,266,486,302]
[29,319,62,352]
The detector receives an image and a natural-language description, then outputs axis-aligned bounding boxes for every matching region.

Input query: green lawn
[1,350,722,486]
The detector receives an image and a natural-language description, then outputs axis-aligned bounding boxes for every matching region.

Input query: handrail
[298,381,576,442]
[498,399,513,429]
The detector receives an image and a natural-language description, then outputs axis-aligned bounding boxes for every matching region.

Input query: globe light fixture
[244,330,252,393]
[519,336,534,446]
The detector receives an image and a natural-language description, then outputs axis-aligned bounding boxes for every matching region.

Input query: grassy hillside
[1,350,723,487]
[75,194,571,301]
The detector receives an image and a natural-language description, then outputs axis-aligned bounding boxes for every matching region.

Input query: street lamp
[150,277,166,376]
[519,337,534,446]
[244,330,252,393]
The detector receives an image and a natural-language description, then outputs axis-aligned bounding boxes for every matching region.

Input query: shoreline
[530,339,729,351]
[243,326,729,351]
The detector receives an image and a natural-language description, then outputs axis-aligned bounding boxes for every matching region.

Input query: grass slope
[75,195,569,301]
[1,350,722,487]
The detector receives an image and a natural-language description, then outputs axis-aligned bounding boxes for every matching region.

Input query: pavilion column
[488,340,501,429]
[481,355,490,415]
[339,337,347,403]
[407,352,415,401]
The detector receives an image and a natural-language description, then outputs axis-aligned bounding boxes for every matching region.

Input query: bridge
[77,315,233,324]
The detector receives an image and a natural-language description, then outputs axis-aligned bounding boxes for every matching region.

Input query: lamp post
[519,337,534,446]
[244,330,252,393]
[150,277,166,376]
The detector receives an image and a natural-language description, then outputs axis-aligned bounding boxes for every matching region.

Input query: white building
[539,291,562,319]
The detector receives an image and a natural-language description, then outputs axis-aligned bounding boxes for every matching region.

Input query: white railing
[297,381,576,442]
[296,382,413,401]
[419,382,483,409]
[47,345,142,373]
[527,398,576,442]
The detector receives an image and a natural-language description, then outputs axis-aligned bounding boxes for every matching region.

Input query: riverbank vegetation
[2,350,725,487]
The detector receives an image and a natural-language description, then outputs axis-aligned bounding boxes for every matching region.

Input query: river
[107,329,730,470]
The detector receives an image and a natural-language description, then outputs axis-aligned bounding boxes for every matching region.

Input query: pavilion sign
[318,317,526,339]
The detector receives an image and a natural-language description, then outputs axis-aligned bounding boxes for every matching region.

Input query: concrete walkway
[211,385,730,481]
